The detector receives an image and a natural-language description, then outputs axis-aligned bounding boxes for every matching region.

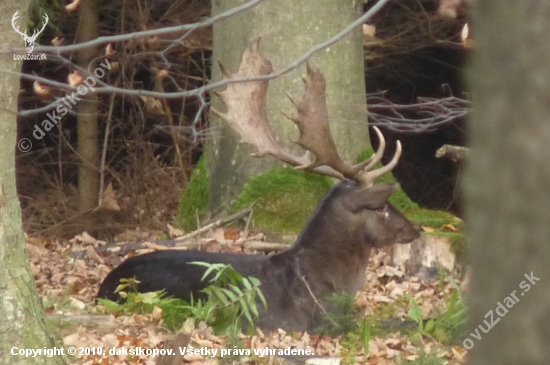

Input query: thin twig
[298,274,339,327]
[98,94,115,206]
[243,208,253,238]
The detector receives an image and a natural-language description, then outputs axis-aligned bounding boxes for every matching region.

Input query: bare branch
[1,0,392,105]
[367,91,471,132]
[1,0,268,55]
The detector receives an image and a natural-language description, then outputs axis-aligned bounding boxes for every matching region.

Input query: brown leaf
[139,95,165,115]
[86,245,104,264]
[224,227,240,241]
[70,231,100,245]
[452,345,467,359]
[100,183,121,211]
[167,223,185,238]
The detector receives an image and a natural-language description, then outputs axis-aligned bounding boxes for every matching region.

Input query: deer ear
[346,183,398,211]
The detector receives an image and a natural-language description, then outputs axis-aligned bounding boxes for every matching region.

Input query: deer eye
[376,205,391,219]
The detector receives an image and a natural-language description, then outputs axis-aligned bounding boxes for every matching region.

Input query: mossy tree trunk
[206,0,369,218]
[0,4,64,364]
[466,1,550,363]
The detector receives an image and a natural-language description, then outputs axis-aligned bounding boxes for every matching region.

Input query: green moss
[405,208,463,229]
[176,155,209,231]
[231,167,333,234]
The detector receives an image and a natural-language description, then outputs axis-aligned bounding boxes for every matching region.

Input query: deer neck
[287,218,372,296]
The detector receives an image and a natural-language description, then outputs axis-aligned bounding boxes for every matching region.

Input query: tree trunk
[206,0,369,217]
[0,4,64,365]
[466,2,550,364]
[76,0,100,213]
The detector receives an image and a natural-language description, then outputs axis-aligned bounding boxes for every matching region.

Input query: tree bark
[76,0,100,213]
[466,1,550,364]
[207,0,369,217]
[0,4,64,364]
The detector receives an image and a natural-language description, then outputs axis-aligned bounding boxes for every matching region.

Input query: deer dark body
[98,181,420,331]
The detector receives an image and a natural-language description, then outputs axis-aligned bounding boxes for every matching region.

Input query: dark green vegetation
[177,155,209,232]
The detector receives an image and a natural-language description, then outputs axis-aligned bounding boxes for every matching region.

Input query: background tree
[0,4,64,364]
[205,0,370,221]
[76,0,100,214]
[466,1,550,363]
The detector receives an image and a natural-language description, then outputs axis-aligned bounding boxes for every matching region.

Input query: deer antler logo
[12,11,49,54]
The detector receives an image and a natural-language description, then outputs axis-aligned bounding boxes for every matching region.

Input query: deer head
[12,11,49,54]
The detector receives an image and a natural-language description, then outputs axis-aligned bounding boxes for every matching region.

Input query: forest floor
[28,228,468,365]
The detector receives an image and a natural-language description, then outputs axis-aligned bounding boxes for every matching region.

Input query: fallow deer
[98,39,420,332]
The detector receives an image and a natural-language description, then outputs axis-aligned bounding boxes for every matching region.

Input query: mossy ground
[230,168,333,234]
[176,157,333,235]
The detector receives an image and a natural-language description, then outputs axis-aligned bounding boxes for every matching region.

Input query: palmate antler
[211,38,402,187]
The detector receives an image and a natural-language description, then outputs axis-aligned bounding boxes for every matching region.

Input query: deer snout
[398,223,421,244]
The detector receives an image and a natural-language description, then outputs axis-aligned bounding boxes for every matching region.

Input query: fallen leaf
[100,183,121,211]
[207,227,225,241]
[372,295,392,303]
[152,306,163,321]
[167,223,185,238]
[224,227,240,241]
[443,223,458,232]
